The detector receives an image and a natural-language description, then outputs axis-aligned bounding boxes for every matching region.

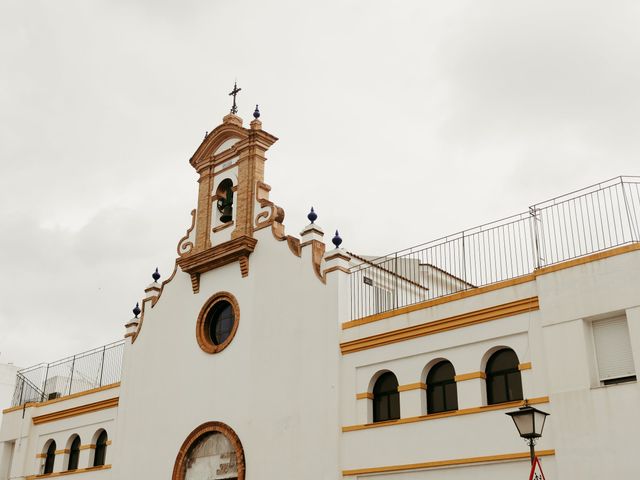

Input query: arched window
[216,179,234,223]
[173,421,245,480]
[372,372,400,422]
[426,361,458,414]
[67,435,81,470]
[486,348,523,405]
[93,430,108,467]
[43,440,56,474]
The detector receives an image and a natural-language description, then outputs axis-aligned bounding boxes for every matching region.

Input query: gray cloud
[1,0,639,366]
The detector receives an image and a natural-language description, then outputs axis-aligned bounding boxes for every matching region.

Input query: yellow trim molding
[26,465,111,479]
[343,243,640,331]
[79,444,95,450]
[535,243,640,276]
[32,397,119,425]
[2,383,120,414]
[3,402,38,414]
[519,362,532,371]
[454,371,486,382]
[342,449,555,476]
[35,453,46,458]
[340,297,539,355]
[53,449,69,455]
[343,275,535,329]
[356,392,374,400]
[397,382,427,392]
[342,396,549,432]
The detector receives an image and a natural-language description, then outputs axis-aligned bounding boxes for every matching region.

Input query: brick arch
[172,421,245,480]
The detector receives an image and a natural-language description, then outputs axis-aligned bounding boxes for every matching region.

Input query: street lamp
[505,400,550,465]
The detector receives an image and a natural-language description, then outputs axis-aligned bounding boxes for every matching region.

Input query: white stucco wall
[113,226,342,479]
[339,248,640,479]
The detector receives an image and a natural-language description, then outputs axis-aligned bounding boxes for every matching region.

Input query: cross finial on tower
[229,81,241,115]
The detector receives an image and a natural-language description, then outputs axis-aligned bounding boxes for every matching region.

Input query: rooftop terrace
[11,340,124,407]
[350,176,640,320]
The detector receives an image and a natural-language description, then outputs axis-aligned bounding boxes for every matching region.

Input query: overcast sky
[1,0,639,367]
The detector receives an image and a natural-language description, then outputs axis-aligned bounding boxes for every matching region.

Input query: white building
[1,108,640,480]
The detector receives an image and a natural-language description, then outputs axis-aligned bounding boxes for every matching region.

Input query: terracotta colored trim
[454,371,486,382]
[172,421,245,480]
[37,383,120,408]
[25,465,111,479]
[342,396,549,432]
[196,291,240,355]
[35,453,47,458]
[132,258,180,344]
[286,236,301,257]
[176,209,197,257]
[518,362,532,371]
[356,392,374,400]
[324,266,351,275]
[32,397,119,425]
[3,384,120,414]
[343,275,536,329]
[212,221,234,233]
[340,297,539,355]
[177,235,258,291]
[324,251,351,262]
[342,449,555,476]
[3,402,37,414]
[397,382,427,392]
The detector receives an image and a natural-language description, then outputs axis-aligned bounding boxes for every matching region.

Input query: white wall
[339,248,640,479]
[113,227,343,479]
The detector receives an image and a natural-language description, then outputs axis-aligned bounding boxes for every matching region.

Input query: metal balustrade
[350,176,640,320]
[11,340,124,407]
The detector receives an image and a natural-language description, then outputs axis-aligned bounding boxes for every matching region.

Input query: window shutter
[592,316,636,381]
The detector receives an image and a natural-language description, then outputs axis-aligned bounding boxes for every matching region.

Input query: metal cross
[229,81,241,114]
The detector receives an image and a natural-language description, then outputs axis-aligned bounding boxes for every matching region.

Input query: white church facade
[1,104,640,479]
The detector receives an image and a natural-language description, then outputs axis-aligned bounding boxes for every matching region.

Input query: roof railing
[350,176,640,320]
[11,340,125,407]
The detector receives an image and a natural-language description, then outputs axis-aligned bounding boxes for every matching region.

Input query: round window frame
[196,291,240,354]
[172,421,245,480]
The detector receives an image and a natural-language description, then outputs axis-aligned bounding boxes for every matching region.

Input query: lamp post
[505,400,550,465]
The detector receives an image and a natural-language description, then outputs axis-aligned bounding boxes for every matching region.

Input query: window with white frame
[592,315,636,385]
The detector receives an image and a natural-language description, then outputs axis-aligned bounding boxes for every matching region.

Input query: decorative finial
[307,207,317,224]
[332,230,342,248]
[204,131,208,139]
[253,104,260,119]
[152,268,161,282]
[133,302,141,318]
[229,81,241,115]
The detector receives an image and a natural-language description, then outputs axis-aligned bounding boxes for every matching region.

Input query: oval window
[197,292,239,354]
[207,300,234,345]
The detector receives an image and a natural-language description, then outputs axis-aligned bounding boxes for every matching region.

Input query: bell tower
[176,88,279,293]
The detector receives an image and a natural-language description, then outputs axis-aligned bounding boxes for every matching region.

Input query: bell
[220,204,233,223]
